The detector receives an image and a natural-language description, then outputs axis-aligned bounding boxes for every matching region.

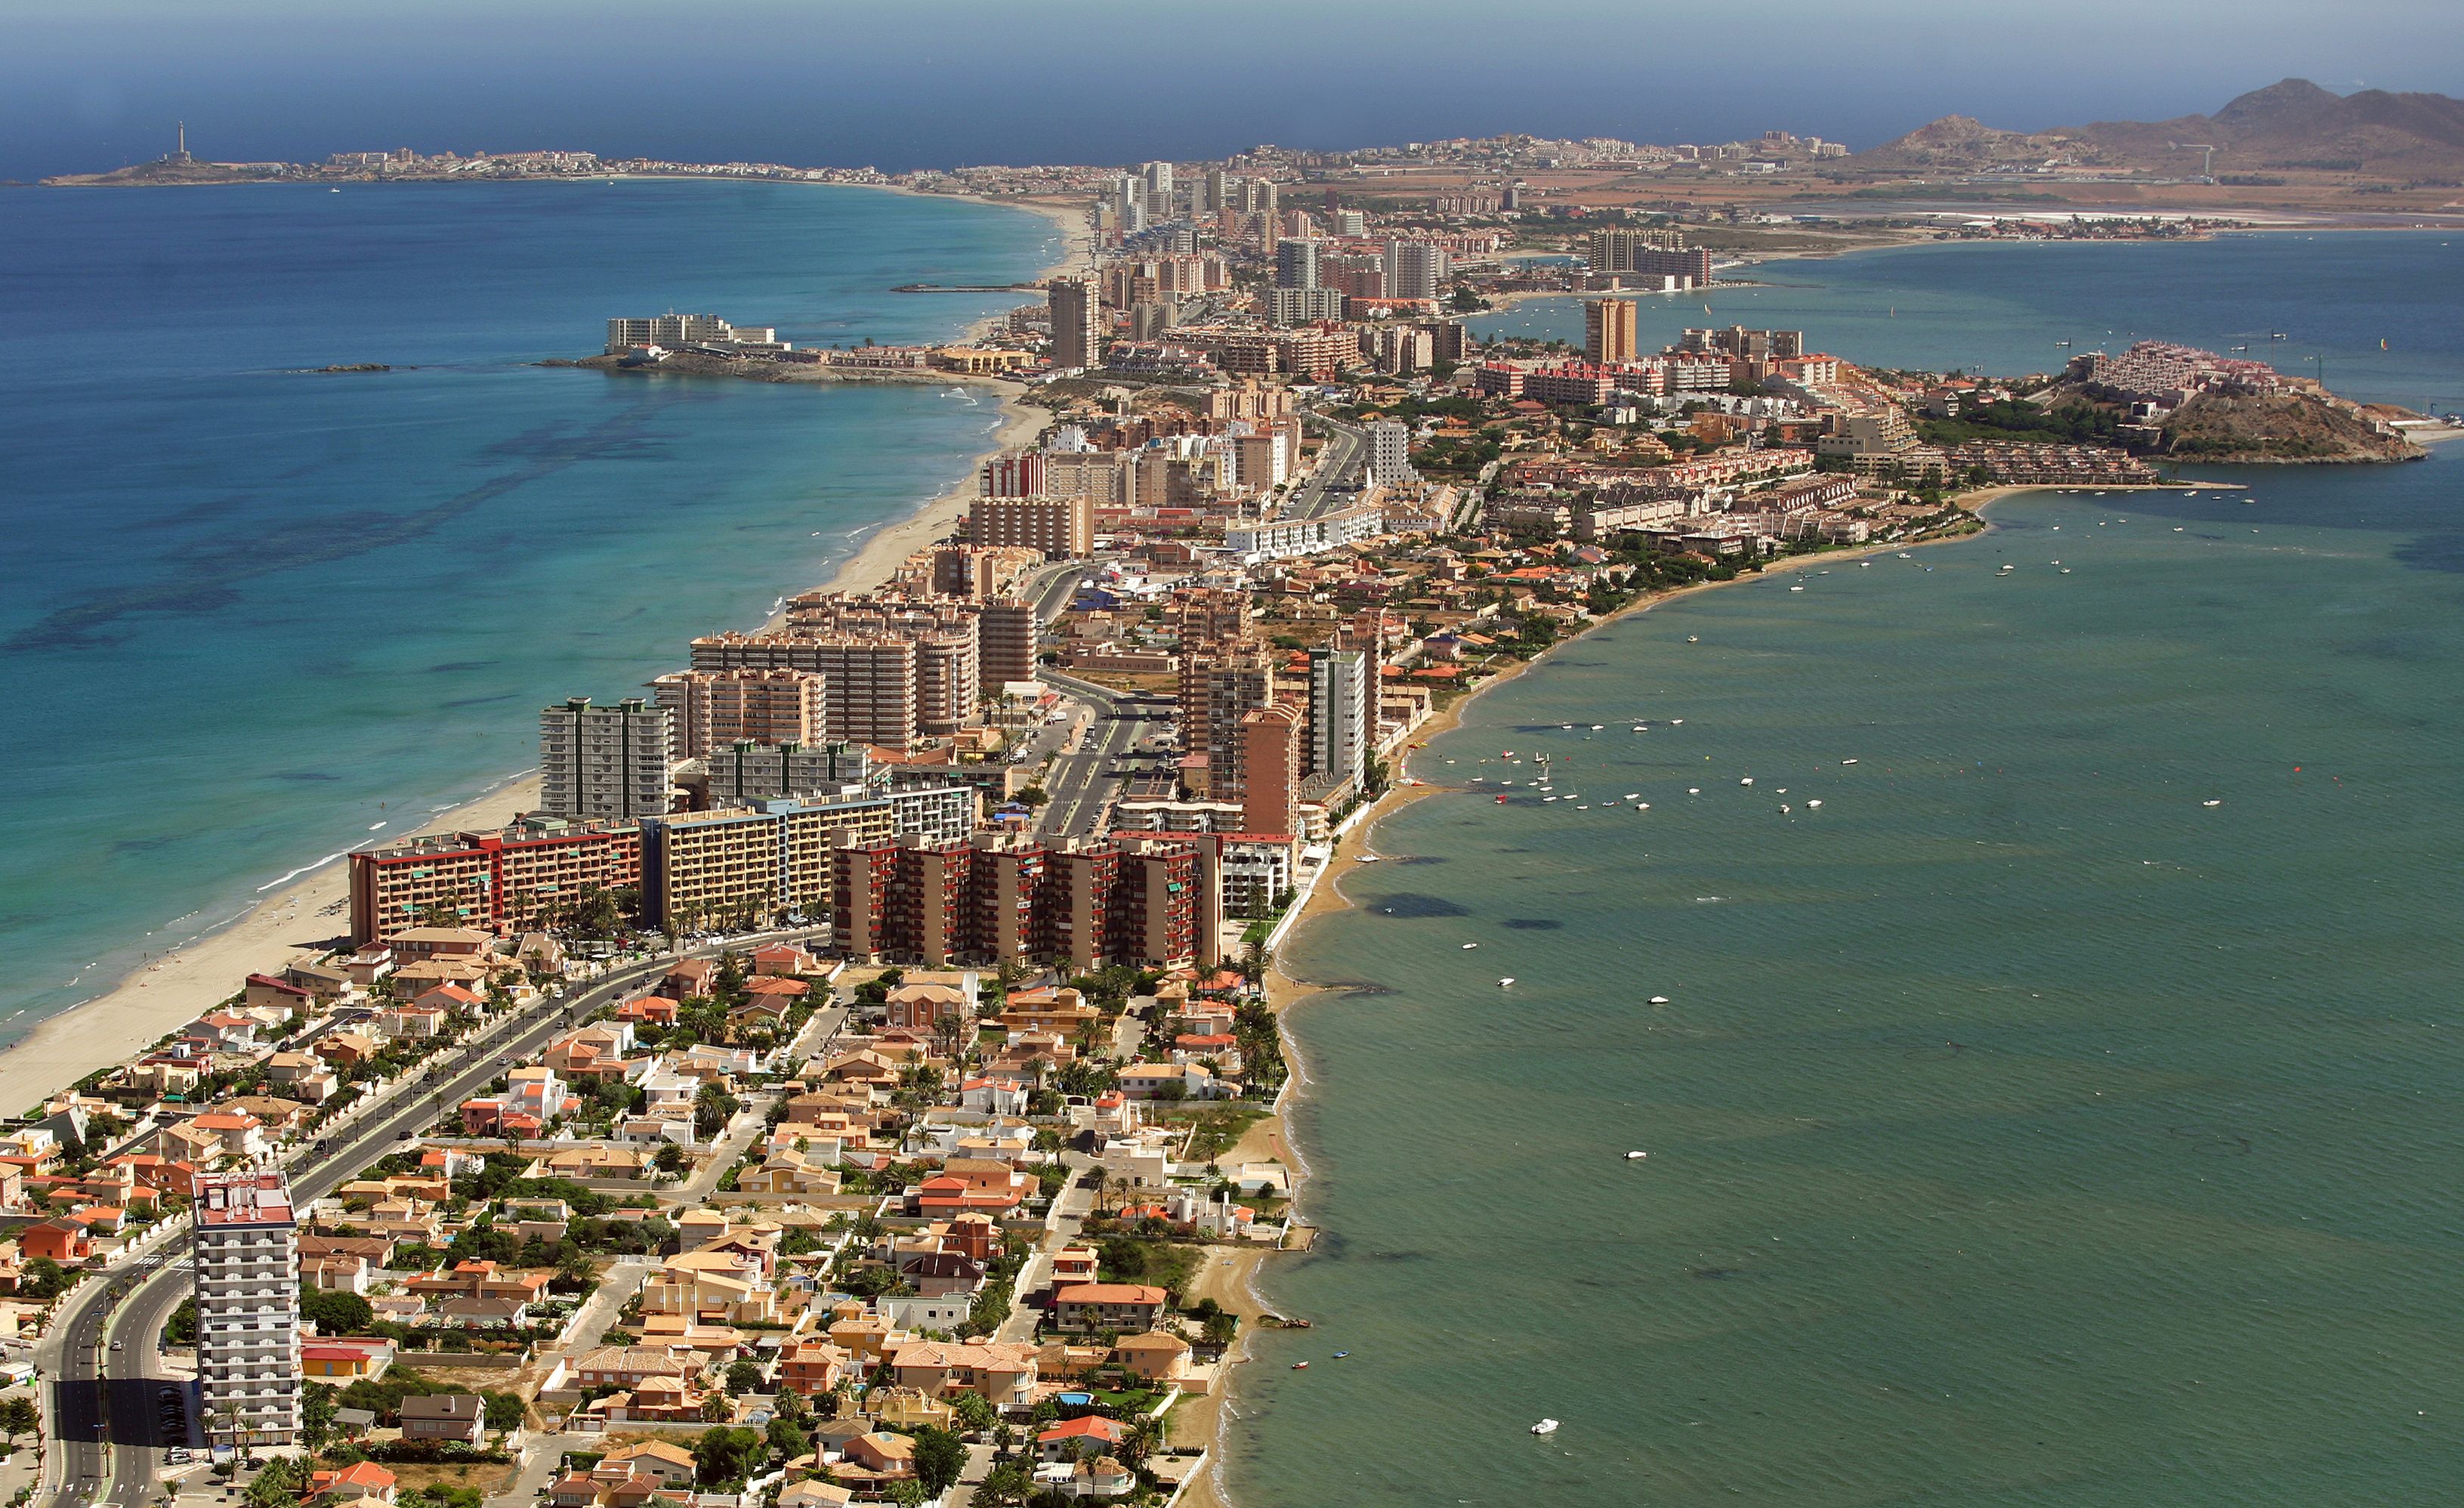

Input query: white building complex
[541,697,675,820]
[194,1173,301,1448]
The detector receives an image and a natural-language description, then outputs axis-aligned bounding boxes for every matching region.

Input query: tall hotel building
[349,819,643,946]
[539,697,673,820]
[1585,298,1638,364]
[1048,277,1101,371]
[195,1173,301,1447]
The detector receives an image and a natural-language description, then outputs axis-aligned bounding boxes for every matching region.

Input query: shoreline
[0,187,1088,1120]
[1175,484,2105,1508]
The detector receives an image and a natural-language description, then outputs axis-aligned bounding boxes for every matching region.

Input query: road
[1284,413,1366,521]
[43,932,819,1508]
[1031,672,1178,839]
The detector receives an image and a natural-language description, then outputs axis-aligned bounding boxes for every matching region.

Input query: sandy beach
[0,190,1089,1121]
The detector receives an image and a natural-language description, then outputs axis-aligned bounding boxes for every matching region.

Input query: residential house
[398,1392,486,1444]
[1036,1415,1124,1465]
[301,1339,397,1381]
[776,1340,848,1395]
[881,1339,1038,1410]
[1108,1330,1192,1384]
[307,1462,400,1506]
[598,1442,697,1487]
[1049,1283,1168,1334]
[750,942,822,978]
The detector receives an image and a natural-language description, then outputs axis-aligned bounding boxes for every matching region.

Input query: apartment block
[977,598,1039,688]
[348,819,644,947]
[1238,705,1304,839]
[699,740,874,808]
[540,697,673,820]
[650,669,827,760]
[969,495,1093,561]
[640,784,978,930]
[1048,277,1101,371]
[1308,647,1372,794]
[195,1173,302,1447]
[1586,298,1638,365]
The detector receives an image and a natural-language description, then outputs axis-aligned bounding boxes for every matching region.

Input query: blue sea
[0,180,1058,1033]
[1229,233,2464,1505]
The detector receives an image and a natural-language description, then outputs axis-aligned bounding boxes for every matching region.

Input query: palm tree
[1122,1413,1162,1468]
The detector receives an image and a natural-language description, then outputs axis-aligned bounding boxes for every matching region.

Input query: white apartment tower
[1366,419,1417,487]
[1308,647,1372,793]
[1384,240,1450,301]
[540,697,675,820]
[194,1173,301,1447]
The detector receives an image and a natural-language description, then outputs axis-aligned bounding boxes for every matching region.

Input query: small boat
[1648,995,1670,1005]
[1499,977,1515,987]
[1672,719,1684,725]
[1807,799,1822,808]
[1687,787,1701,795]
[1842,759,1857,765]
[1685,635,1699,644]
[1496,795,1508,803]
[1531,1419,1560,1435]
[1625,793,1641,800]
[2060,568,2072,574]
[1462,942,1479,950]
[1740,777,1754,786]
[2203,799,2222,808]
[1625,1151,1648,1160]
[1591,724,1604,731]
[1332,1351,1349,1358]
[1292,1361,1309,1370]
[1780,804,1792,814]
[1357,854,1383,864]
[1635,802,1650,810]
[1789,585,1805,592]
[1897,552,1912,559]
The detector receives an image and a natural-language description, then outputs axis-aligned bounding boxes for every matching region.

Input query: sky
[4,0,2458,181]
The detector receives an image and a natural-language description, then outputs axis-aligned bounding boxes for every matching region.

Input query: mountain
[1851,80,2464,178]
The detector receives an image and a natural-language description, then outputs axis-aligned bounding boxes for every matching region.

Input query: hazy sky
[5,0,2457,181]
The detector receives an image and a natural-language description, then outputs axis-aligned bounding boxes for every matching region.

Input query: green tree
[692,1425,764,1485]
[0,1395,39,1443]
[724,1358,763,1395]
[951,1390,996,1432]
[243,1457,307,1508]
[765,1415,809,1463]
[481,1392,525,1432]
[301,1287,375,1333]
[976,1461,1033,1508]
[909,1426,969,1495]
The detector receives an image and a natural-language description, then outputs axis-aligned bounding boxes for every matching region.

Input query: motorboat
[1648,995,1670,1005]
[1625,1151,1647,1160]
[1499,978,1515,987]
[1531,1419,1560,1435]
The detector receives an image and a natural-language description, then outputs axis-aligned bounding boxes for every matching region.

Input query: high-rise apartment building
[1587,229,1715,289]
[641,786,976,929]
[1238,704,1305,838]
[1193,648,1280,801]
[1307,647,1373,794]
[1365,420,1416,487]
[1268,287,1345,326]
[1383,240,1450,301]
[1274,238,1323,290]
[1585,298,1638,365]
[969,494,1093,560]
[979,451,1048,497]
[650,669,826,760]
[700,740,874,808]
[1048,277,1102,371]
[978,598,1039,688]
[540,697,673,820]
[195,1173,301,1448]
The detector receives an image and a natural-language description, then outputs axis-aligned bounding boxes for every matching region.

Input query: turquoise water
[1240,240,2464,1503]
[0,181,1057,1031]
[1472,233,2464,414]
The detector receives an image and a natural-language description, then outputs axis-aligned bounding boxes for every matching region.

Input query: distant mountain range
[1850,79,2464,179]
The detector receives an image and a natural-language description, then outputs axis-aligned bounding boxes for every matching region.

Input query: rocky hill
[2159,389,2425,463]
[1851,79,2464,180]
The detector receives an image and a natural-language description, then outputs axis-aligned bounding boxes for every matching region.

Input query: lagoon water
[0,181,1057,1033]
[1241,238,2464,1503]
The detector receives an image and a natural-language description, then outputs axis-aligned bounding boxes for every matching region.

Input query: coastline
[1174,488,2069,1508]
[0,187,1087,1120]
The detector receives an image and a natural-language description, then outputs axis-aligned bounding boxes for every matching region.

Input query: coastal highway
[41,932,816,1508]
